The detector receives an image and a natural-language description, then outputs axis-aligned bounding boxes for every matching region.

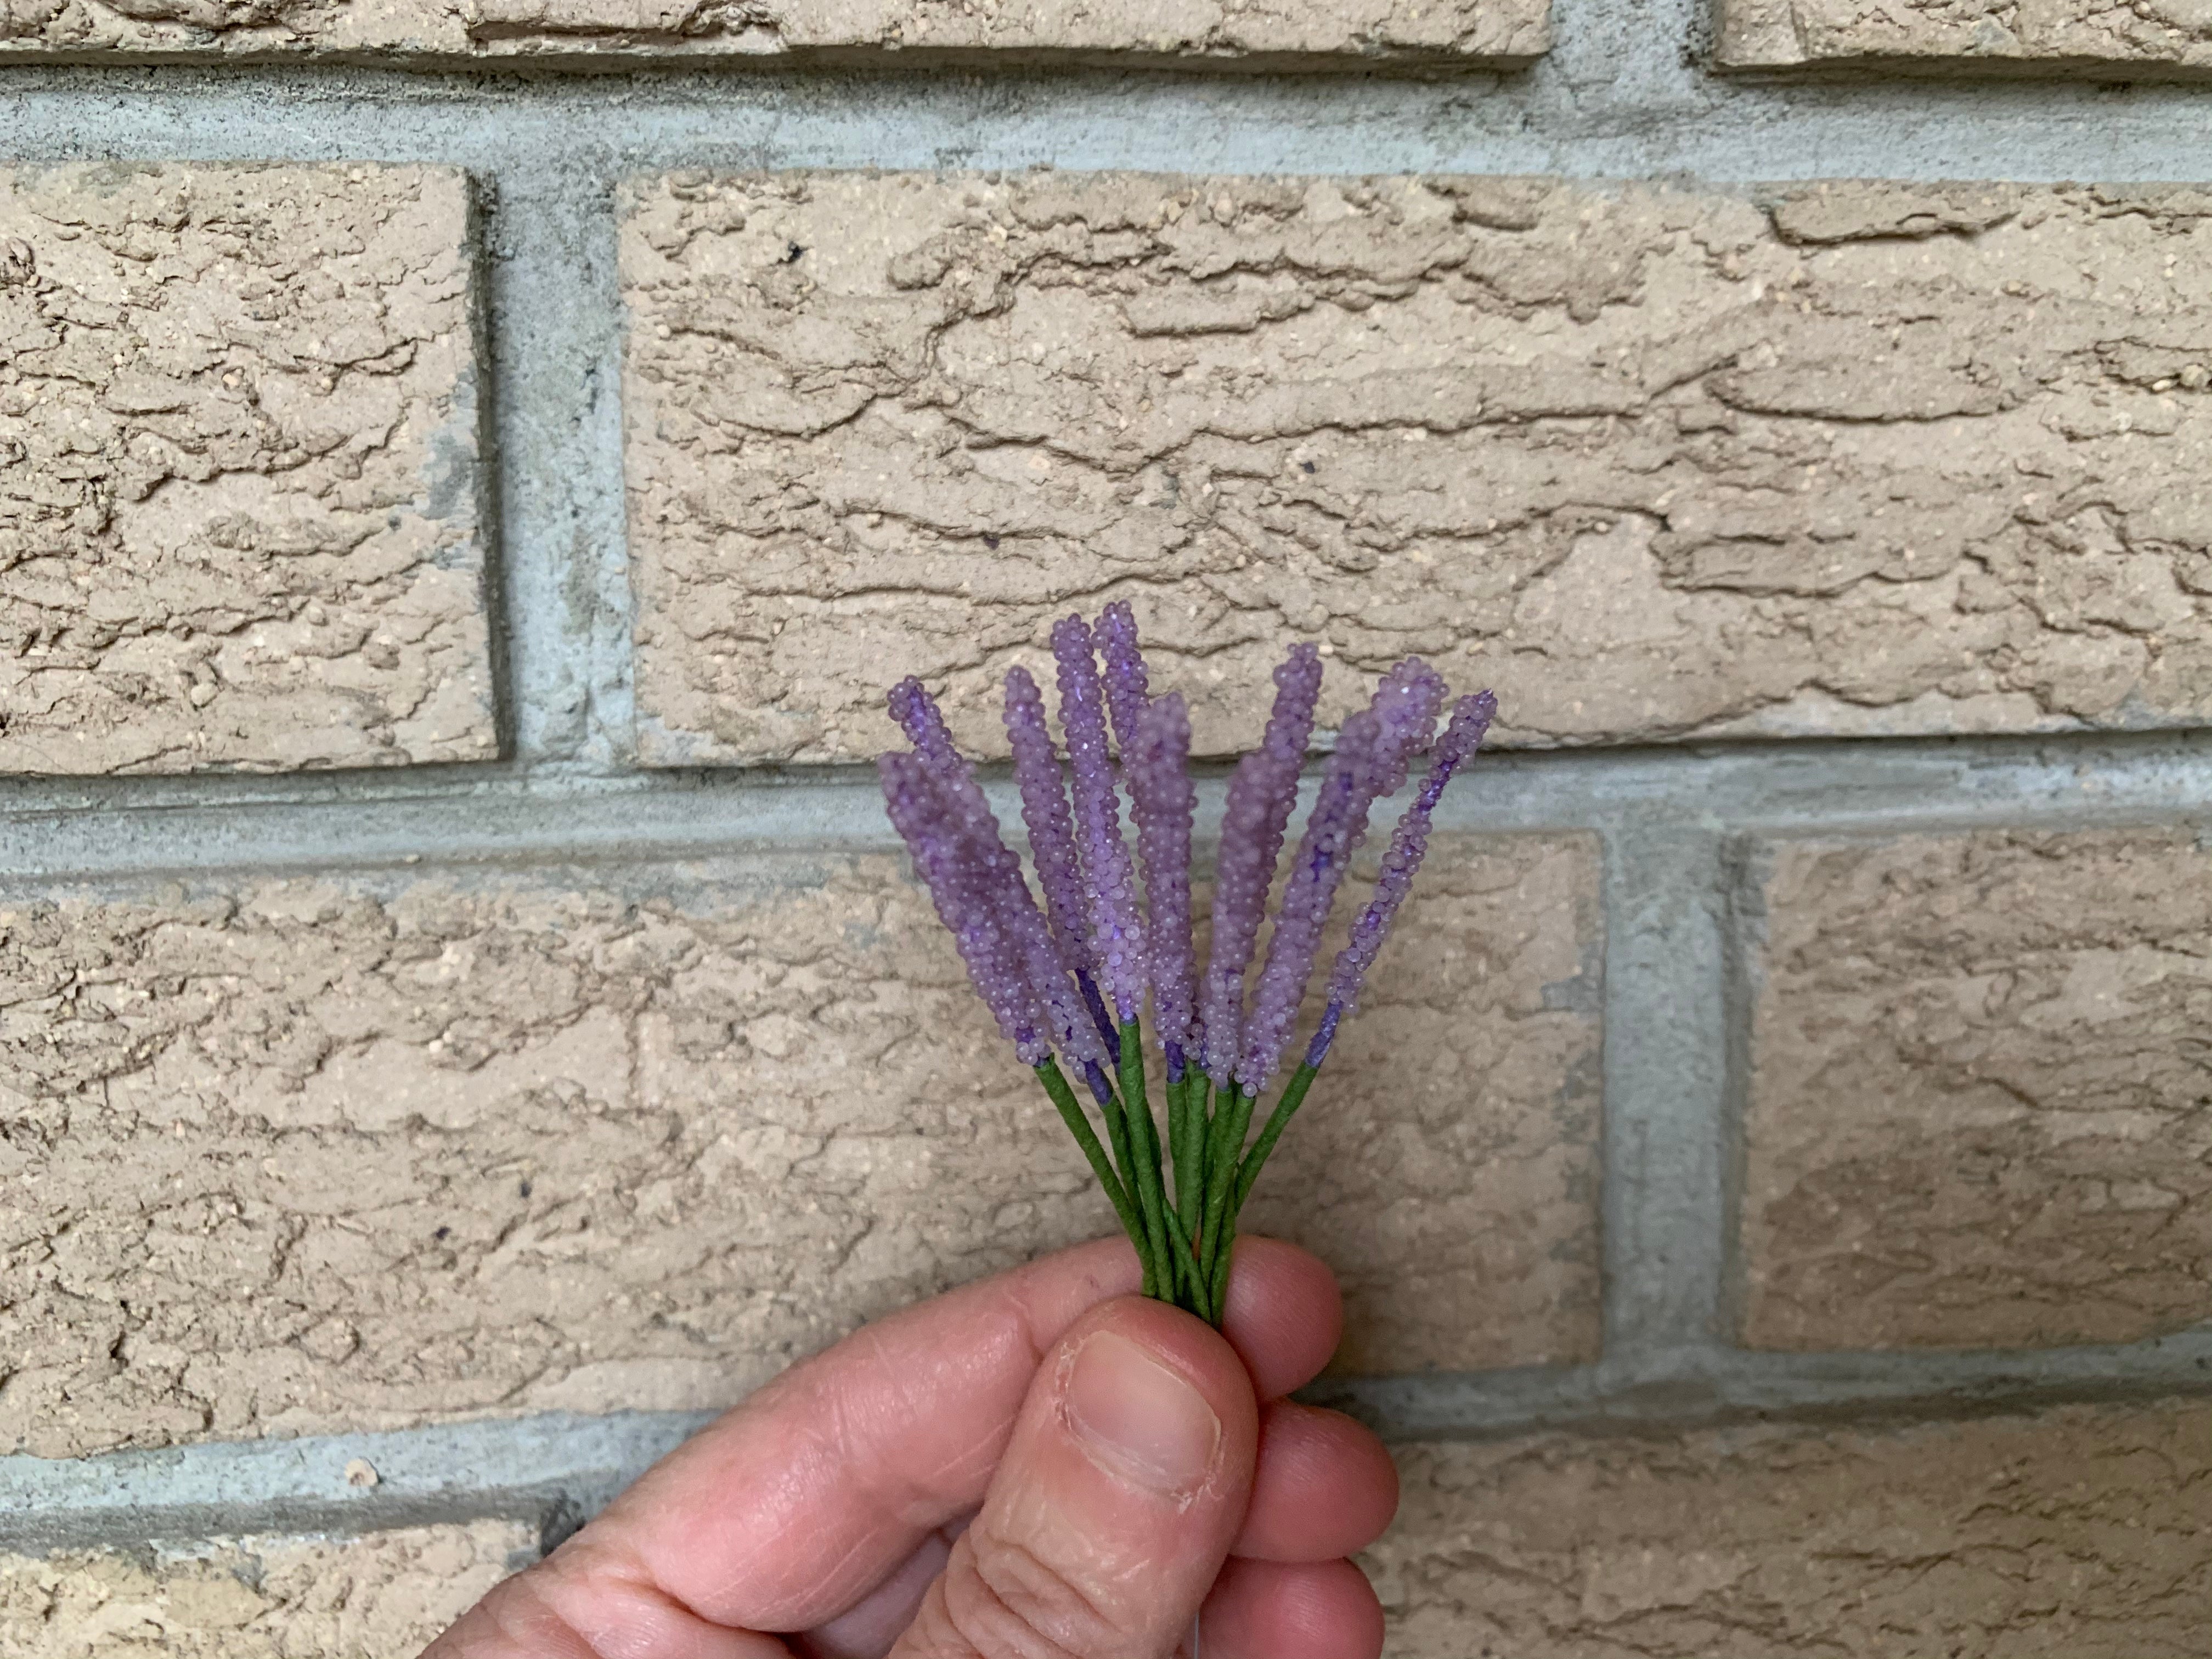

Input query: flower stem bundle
[881,606,1495,1325]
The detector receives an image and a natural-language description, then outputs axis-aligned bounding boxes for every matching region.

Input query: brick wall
[2,3,2210,1654]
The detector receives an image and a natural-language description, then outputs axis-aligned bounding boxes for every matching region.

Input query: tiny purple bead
[1053,613,1147,1023]
[1128,691,1198,1056]
[1311,690,1497,1065]
[1199,642,1322,1088]
[1096,600,1152,759]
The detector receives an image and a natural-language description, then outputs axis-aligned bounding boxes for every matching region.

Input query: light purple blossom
[1235,654,1444,1091]
[887,679,1015,900]
[1005,664,1117,1050]
[1097,599,1152,758]
[888,675,964,782]
[1235,708,1379,1092]
[1128,691,1198,1077]
[886,677,1106,1073]
[1002,871,1111,1075]
[1364,658,1448,801]
[879,750,1047,1064]
[1308,691,1497,1066]
[1053,614,1147,1023]
[1199,643,1322,1088]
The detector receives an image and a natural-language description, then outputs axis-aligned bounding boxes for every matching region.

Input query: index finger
[548,1235,1341,1635]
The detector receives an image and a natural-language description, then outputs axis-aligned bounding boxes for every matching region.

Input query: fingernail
[1063,1331,1220,1497]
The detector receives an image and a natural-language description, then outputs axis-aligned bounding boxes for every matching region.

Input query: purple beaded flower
[880,619,1495,1323]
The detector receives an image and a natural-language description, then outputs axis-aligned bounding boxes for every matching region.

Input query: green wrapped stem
[1095,1074,1154,1295]
[1208,1223,1234,1323]
[1034,1059,1144,1255]
[1164,1070,1189,1241]
[1039,1027,1299,1325]
[1162,1196,1207,1312]
[1116,1020,1175,1308]
[1196,1087,1256,1299]
[1175,1072,1207,1233]
[1233,1062,1320,1213]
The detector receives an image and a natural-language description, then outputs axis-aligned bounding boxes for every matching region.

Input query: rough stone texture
[1740,828,2212,1352]
[0,1520,527,1656]
[0,0,1547,65]
[1367,1398,2212,1658]
[0,833,1600,1459]
[1719,0,2212,76]
[620,172,2212,764]
[0,163,496,774]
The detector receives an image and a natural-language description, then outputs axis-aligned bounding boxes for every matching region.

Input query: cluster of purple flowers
[881,605,1495,1323]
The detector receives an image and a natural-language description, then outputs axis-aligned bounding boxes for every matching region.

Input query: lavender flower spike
[886,678,1105,1074]
[1199,643,1323,1088]
[1096,599,1151,758]
[888,675,963,780]
[1235,660,1445,1090]
[879,751,1047,1065]
[1000,866,1111,1077]
[1128,691,1199,1074]
[1236,710,1378,1092]
[1365,658,1449,801]
[1308,690,1497,1068]
[1005,665,1118,1052]
[1053,614,1147,1022]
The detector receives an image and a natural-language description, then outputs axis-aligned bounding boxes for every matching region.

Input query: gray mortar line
[1714,830,1767,1346]
[0,1411,714,1554]
[1595,826,1732,1360]
[2,22,2212,184]
[1313,1326,2212,1439]
[1,735,2208,881]
[479,162,637,767]
[5,1331,2209,1552]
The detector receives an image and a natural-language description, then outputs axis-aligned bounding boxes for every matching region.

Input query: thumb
[892,1295,1260,1659]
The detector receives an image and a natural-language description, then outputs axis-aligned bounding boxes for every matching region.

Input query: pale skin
[422,1237,1398,1659]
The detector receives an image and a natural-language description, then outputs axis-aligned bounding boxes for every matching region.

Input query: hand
[421,1236,1397,1659]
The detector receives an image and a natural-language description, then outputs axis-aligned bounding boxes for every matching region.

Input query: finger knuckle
[919,1531,1132,1659]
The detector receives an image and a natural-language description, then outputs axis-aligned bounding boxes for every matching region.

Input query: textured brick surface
[0,164,495,774]
[1719,0,2212,75]
[1367,1398,2212,1658]
[0,0,1547,64]
[0,834,1599,1459]
[0,1520,527,1657]
[1740,828,2212,1352]
[620,172,2212,764]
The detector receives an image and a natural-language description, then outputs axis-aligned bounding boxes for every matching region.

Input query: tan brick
[0,834,1599,1458]
[0,1520,527,1657]
[1367,1398,2212,1658]
[1719,0,2212,75]
[0,0,1547,65]
[620,173,2212,764]
[0,163,495,774]
[1740,828,2212,1352]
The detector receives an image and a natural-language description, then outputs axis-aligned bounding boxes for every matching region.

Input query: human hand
[421,1235,1397,1659]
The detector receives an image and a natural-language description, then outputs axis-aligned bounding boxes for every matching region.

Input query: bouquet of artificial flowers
[881,605,1494,1326]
